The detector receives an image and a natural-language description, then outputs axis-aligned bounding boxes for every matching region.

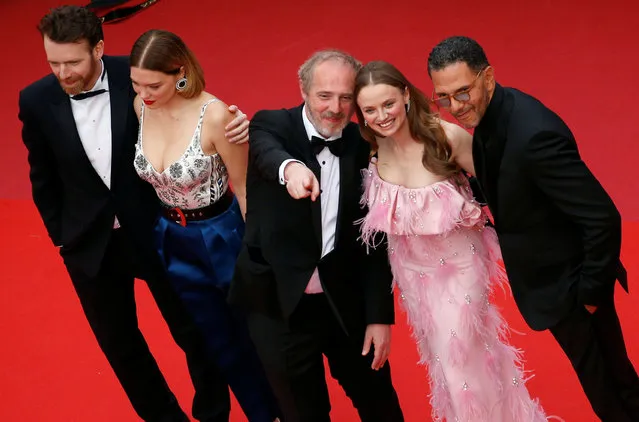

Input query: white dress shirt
[69,61,119,228]
[278,106,341,293]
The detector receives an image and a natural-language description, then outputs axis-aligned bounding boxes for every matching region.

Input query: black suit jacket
[229,105,395,335]
[473,83,628,331]
[19,55,160,278]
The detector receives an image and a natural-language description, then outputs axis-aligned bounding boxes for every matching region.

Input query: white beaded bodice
[134,99,229,210]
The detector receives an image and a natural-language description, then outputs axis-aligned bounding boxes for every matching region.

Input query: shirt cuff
[278,159,305,185]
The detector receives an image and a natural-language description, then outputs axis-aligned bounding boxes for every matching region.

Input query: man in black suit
[19,6,250,421]
[229,50,403,422]
[427,35,639,421]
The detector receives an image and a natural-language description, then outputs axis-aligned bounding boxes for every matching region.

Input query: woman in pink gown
[354,61,551,421]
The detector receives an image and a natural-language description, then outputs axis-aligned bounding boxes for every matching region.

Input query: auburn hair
[130,29,205,98]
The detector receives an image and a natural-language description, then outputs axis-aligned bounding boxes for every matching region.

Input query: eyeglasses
[431,67,486,108]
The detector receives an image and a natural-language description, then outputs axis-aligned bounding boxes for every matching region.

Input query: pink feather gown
[359,161,549,421]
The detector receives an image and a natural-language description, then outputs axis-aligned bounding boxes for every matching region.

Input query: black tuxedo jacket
[473,83,628,330]
[19,55,160,278]
[229,105,395,335]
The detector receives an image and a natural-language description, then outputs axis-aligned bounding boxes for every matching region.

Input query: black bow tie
[71,89,108,101]
[310,136,346,156]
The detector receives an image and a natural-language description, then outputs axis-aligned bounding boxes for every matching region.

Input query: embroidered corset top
[134,98,229,209]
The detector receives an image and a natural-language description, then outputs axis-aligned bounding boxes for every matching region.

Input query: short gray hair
[298,49,362,94]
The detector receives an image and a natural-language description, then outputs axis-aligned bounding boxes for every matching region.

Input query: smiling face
[300,59,357,138]
[44,36,103,95]
[130,66,183,108]
[430,61,494,129]
[356,83,409,137]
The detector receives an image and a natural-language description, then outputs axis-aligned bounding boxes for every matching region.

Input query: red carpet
[3,198,639,421]
[1,0,638,421]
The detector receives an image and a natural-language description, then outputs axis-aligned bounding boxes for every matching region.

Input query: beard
[307,108,349,138]
[58,76,87,95]
[452,87,491,129]
[57,59,100,95]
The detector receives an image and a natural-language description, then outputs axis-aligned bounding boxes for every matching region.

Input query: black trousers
[549,296,639,422]
[65,229,230,422]
[247,294,403,422]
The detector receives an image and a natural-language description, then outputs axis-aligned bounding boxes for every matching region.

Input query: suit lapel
[292,106,323,250]
[49,87,107,188]
[482,133,504,218]
[472,136,487,199]
[105,56,131,191]
[473,85,510,223]
[334,125,358,247]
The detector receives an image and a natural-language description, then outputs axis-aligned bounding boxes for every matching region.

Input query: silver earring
[364,120,368,127]
[176,77,187,91]
[405,101,411,113]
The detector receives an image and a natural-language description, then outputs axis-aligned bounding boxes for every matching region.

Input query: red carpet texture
[0,0,637,420]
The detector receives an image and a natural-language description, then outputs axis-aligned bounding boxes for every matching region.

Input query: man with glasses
[427,35,638,421]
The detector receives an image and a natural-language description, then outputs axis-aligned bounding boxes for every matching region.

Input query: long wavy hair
[354,61,458,177]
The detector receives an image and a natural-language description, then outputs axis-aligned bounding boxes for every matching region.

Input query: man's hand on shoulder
[224,105,249,144]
